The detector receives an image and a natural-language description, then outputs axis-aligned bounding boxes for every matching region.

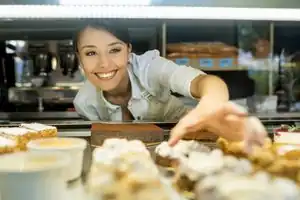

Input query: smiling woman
[73,20,267,150]
[73,19,231,122]
[73,20,202,121]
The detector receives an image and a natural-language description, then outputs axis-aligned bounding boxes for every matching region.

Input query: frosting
[196,171,300,200]
[102,138,128,149]
[20,123,56,131]
[155,140,210,159]
[0,127,35,136]
[0,136,16,147]
[93,139,150,165]
[178,149,255,181]
[272,178,300,199]
[89,138,184,200]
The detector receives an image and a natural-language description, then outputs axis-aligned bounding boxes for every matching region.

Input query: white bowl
[27,137,87,182]
[0,151,69,200]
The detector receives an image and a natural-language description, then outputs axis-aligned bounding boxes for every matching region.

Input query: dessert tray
[1,122,300,200]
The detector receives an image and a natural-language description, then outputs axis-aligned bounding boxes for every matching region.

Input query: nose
[97,54,109,69]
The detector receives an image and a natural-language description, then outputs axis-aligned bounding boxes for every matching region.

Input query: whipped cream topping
[178,149,255,181]
[155,140,210,158]
[0,136,16,147]
[20,123,56,131]
[93,139,151,165]
[0,127,35,136]
[102,138,128,149]
[196,171,300,200]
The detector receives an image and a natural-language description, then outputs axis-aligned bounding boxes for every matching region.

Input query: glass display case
[0,3,299,117]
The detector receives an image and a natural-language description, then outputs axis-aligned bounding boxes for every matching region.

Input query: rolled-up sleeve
[147,51,206,98]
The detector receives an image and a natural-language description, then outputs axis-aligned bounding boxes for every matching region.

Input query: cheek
[109,53,128,69]
[81,57,98,73]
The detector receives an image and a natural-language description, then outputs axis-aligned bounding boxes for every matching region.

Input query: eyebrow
[108,42,124,46]
[80,42,124,51]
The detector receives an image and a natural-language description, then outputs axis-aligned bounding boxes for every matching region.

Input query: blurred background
[0,0,299,126]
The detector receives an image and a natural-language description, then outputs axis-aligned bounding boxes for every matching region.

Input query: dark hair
[73,19,131,52]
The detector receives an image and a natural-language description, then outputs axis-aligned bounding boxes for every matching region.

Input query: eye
[109,48,121,54]
[85,51,96,56]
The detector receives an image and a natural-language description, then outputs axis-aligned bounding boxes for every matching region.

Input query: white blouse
[73,50,205,121]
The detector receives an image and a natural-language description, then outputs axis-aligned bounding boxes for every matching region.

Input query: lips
[95,70,117,80]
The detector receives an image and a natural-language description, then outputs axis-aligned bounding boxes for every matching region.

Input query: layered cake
[20,123,57,137]
[154,140,211,167]
[0,136,18,154]
[0,127,39,150]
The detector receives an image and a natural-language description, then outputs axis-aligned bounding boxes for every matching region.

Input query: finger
[221,102,248,116]
[244,117,267,152]
[248,116,267,144]
[168,123,187,147]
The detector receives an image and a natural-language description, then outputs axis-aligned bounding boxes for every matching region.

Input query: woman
[73,20,266,150]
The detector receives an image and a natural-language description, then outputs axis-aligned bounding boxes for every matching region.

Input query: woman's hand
[168,98,267,152]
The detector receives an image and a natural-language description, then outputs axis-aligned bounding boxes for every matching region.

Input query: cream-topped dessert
[154,140,211,167]
[88,138,181,200]
[0,127,36,136]
[0,127,39,150]
[20,123,57,137]
[0,136,17,154]
[195,172,300,200]
[175,149,254,191]
[0,136,16,147]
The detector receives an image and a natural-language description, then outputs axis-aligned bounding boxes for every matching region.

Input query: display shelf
[0,5,299,21]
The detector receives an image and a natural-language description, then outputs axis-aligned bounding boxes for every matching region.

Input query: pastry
[174,149,225,191]
[195,171,300,200]
[0,127,39,150]
[88,138,181,200]
[20,123,57,137]
[154,140,210,168]
[0,136,18,154]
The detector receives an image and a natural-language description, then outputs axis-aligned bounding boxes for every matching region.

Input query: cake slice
[20,123,57,137]
[0,136,18,154]
[154,140,211,168]
[0,127,38,150]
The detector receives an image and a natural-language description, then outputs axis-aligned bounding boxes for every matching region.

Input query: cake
[0,127,39,150]
[88,138,181,200]
[194,172,300,200]
[20,123,57,137]
[154,140,211,167]
[174,149,254,192]
[174,149,225,191]
[0,136,18,154]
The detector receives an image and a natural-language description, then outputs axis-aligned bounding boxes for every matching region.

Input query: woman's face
[77,27,131,92]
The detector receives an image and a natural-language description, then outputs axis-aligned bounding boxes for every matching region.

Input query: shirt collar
[98,65,142,111]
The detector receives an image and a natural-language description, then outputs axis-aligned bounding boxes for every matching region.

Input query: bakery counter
[2,110,300,122]
[0,112,81,121]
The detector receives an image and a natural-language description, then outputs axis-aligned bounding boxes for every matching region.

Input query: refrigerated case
[0,4,299,114]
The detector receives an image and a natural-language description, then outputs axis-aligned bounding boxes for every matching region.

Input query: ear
[127,43,132,53]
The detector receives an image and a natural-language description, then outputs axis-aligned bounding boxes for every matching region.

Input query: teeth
[96,71,116,79]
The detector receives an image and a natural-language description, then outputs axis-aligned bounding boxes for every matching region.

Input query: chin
[97,82,120,92]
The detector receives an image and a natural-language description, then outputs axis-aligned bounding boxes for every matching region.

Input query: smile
[95,70,117,80]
